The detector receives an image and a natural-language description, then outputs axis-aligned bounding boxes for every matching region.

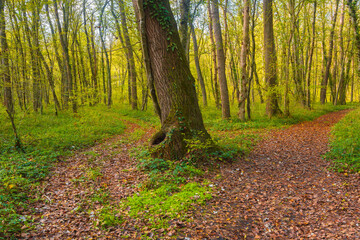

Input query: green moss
[124,182,212,229]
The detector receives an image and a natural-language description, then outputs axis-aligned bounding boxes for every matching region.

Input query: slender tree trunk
[90,15,99,103]
[211,0,230,119]
[83,0,98,105]
[289,0,306,106]
[0,0,13,114]
[207,0,220,109]
[331,41,338,103]
[8,1,27,111]
[179,0,190,53]
[191,23,207,106]
[347,0,360,83]
[335,1,346,105]
[238,0,250,121]
[306,1,317,108]
[263,0,281,117]
[22,3,41,112]
[99,1,112,107]
[118,0,137,109]
[54,0,77,112]
[222,0,228,61]
[320,0,340,104]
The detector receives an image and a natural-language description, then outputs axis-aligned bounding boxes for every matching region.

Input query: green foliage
[138,155,205,189]
[96,206,124,228]
[124,182,212,229]
[0,150,57,235]
[1,106,126,153]
[0,106,128,236]
[327,108,360,172]
[86,167,103,182]
[213,133,260,156]
[203,103,357,131]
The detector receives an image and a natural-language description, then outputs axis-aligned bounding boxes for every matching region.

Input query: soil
[179,109,360,239]
[21,110,360,239]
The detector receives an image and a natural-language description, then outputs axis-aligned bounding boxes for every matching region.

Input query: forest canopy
[0,0,359,118]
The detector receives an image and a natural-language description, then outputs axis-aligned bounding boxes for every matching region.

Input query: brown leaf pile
[20,110,360,239]
[179,110,360,239]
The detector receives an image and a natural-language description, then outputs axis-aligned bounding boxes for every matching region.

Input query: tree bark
[179,0,190,53]
[263,0,281,117]
[0,0,13,114]
[320,0,340,104]
[83,0,98,105]
[99,1,112,107]
[133,0,213,160]
[238,0,250,121]
[211,0,231,119]
[335,1,346,105]
[118,0,137,109]
[347,0,360,83]
[306,1,317,108]
[191,23,207,107]
[54,0,77,112]
[289,0,306,106]
[207,0,220,109]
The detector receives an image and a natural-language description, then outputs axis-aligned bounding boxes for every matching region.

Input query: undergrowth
[327,108,360,173]
[0,106,127,236]
[204,102,357,131]
[117,137,245,234]
[121,150,214,232]
[0,102,356,236]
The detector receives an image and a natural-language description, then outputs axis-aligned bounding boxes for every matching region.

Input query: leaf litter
[20,110,360,239]
[178,109,360,239]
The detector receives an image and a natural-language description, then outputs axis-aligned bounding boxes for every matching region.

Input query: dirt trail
[180,109,360,239]
[21,122,157,239]
[21,110,360,239]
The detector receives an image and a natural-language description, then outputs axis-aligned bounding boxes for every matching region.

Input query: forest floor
[20,109,360,239]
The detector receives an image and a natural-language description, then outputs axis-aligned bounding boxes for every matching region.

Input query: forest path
[21,120,158,239]
[180,109,360,239]
[21,110,360,239]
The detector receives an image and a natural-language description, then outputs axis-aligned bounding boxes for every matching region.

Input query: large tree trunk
[238,0,250,121]
[320,0,340,104]
[211,0,231,119]
[134,0,212,160]
[0,0,13,114]
[263,0,281,117]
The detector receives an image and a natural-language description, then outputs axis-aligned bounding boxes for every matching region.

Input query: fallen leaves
[19,110,360,239]
[178,110,360,239]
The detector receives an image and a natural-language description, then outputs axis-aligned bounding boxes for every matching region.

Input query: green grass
[327,108,360,173]
[0,105,129,236]
[124,182,212,229]
[0,101,356,236]
[203,102,357,131]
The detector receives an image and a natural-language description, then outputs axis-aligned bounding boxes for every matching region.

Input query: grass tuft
[327,108,360,173]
